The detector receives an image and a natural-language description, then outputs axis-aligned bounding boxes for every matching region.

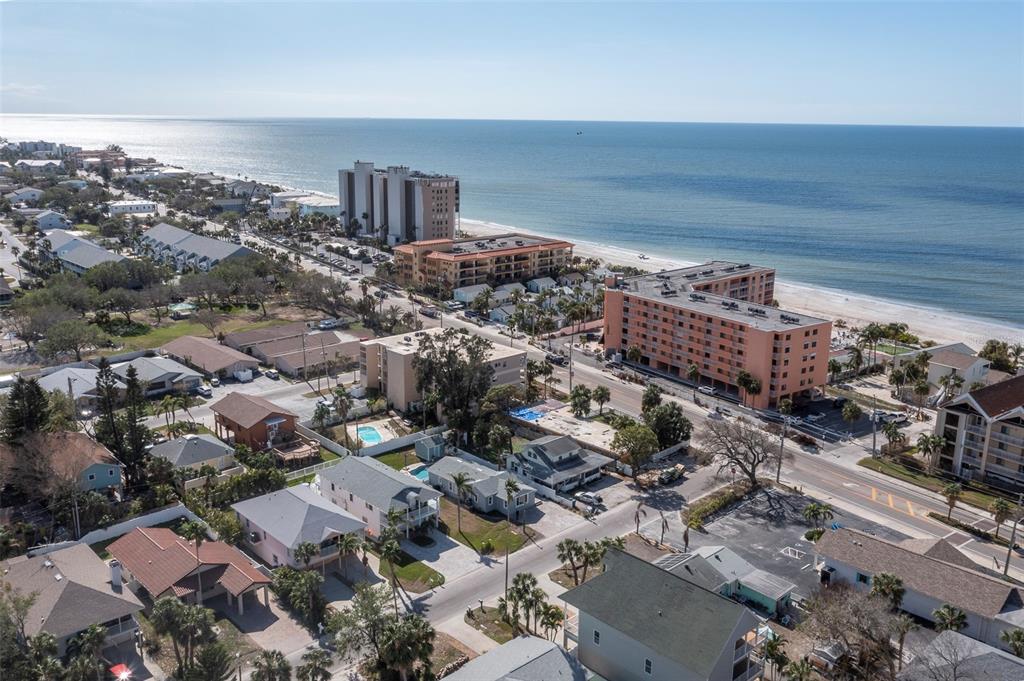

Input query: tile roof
[108,527,269,598]
[961,375,1024,419]
[231,485,365,549]
[161,336,258,374]
[561,550,759,678]
[0,544,142,640]
[150,434,234,468]
[320,455,440,512]
[816,528,1023,618]
[445,636,587,681]
[210,391,296,429]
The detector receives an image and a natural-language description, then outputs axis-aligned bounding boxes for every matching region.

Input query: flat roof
[620,279,827,331]
[366,326,525,361]
[447,233,571,255]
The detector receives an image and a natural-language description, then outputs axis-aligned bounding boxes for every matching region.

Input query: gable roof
[445,636,587,681]
[428,455,535,499]
[517,436,613,485]
[150,434,234,468]
[0,543,142,640]
[817,528,1023,619]
[897,537,980,570]
[44,230,125,270]
[37,366,125,399]
[223,321,309,349]
[899,630,1024,681]
[36,431,121,479]
[320,455,439,512]
[108,527,270,598]
[161,336,258,374]
[210,391,296,428]
[947,374,1024,420]
[111,355,202,385]
[143,223,254,262]
[928,349,987,372]
[561,550,759,678]
[231,485,365,549]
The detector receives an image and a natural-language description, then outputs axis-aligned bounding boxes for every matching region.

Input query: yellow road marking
[906,500,915,516]
[887,493,895,509]
[871,487,878,502]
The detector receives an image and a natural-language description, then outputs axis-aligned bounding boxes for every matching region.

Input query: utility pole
[777,417,787,484]
[871,394,878,457]
[1005,492,1023,577]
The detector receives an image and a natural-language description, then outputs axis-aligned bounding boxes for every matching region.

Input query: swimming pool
[409,464,429,481]
[357,425,383,445]
[510,406,543,422]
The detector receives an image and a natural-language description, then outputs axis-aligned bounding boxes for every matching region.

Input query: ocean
[2,115,1022,326]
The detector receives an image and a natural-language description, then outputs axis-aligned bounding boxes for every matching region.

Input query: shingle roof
[817,528,1023,618]
[35,431,121,480]
[928,349,986,372]
[161,336,258,374]
[898,537,980,570]
[561,550,759,678]
[150,434,234,468]
[108,527,270,598]
[899,631,1024,681]
[111,355,202,386]
[517,436,613,485]
[223,321,309,349]
[0,544,142,640]
[210,391,296,429]
[320,455,440,512]
[37,366,125,399]
[428,455,534,499]
[444,636,587,681]
[958,375,1024,419]
[44,230,124,270]
[231,485,364,549]
[143,223,253,262]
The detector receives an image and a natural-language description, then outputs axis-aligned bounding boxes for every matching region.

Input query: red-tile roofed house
[108,527,270,615]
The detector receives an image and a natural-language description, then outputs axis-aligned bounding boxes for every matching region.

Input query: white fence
[296,423,350,457]
[284,457,346,482]
[182,465,246,491]
[28,502,204,557]
[358,425,447,458]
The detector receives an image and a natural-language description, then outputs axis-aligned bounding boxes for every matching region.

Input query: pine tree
[1,377,50,444]
[93,359,127,462]
[120,365,152,488]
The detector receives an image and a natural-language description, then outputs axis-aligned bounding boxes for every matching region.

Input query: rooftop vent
[700,269,714,276]
[684,273,698,279]
[748,307,767,316]
[737,263,750,269]
[689,293,706,302]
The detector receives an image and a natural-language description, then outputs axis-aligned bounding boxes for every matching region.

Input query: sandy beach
[460,218,1023,348]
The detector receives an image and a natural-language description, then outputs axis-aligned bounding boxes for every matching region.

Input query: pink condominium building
[603,262,831,410]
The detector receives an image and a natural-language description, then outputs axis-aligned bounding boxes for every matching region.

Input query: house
[150,434,236,473]
[489,303,518,324]
[292,194,341,217]
[231,485,366,570]
[42,229,125,275]
[36,365,126,411]
[244,331,360,378]
[428,454,536,519]
[933,374,1024,491]
[44,431,125,493]
[453,283,492,305]
[111,355,203,396]
[223,321,309,353]
[139,223,255,272]
[654,546,796,617]
[415,432,447,462]
[527,277,558,293]
[270,190,310,208]
[507,435,613,493]
[108,527,271,614]
[210,391,299,452]
[895,343,992,399]
[815,527,1024,652]
[561,549,764,681]
[3,186,44,203]
[14,159,63,175]
[59,179,88,190]
[445,635,588,681]
[161,335,259,379]
[108,200,157,215]
[0,544,143,656]
[33,209,70,231]
[317,455,442,537]
[899,630,1024,680]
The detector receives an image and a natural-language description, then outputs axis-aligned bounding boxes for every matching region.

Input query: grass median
[858,456,1003,510]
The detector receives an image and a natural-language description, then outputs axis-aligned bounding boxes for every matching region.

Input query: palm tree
[626,345,642,376]
[159,394,177,429]
[333,385,352,446]
[991,498,1014,539]
[251,649,292,681]
[870,572,905,610]
[736,370,753,407]
[1001,627,1024,658]
[802,502,833,530]
[686,362,701,398]
[894,613,919,670]
[592,385,611,415]
[504,477,520,522]
[827,358,842,384]
[913,380,930,417]
[782,658,813,681]
[539,603,564,641]
[69,623,107,681]
[846,346,864,376]
[761,635,789,681]
[882,420,905,453]
[295,648,332,681]
[937,370,964,401]
[179,605,215,670]
[943,482,963,520]
[916,433,945,472]
[889,366,906,398]
[151,596,186,672]
[179,520,207,605]
[933,604,967,632]
[450,472,474,536]
[294,540,319,572]
[336,533,362,582]
[380,537,403,615]
[386,613,435,681]
[557,538,583,585]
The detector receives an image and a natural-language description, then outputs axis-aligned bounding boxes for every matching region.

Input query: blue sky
[1,1,1021,126]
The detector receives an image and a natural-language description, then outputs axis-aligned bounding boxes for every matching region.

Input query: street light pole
[1004,493,1023,577]
[871,394,878,457]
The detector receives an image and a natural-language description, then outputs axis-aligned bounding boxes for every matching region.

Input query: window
[349,493,354,501]
[367,503,373,511]
[593,630,600,645]
[856,572,870,585]
[88,473,95,481]
[644,659,652,674]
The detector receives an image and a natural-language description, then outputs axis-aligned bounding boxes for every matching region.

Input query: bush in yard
[805,528,825,542]
[480,538,494,555]
[272,566,327,629]
[686,482,750,528]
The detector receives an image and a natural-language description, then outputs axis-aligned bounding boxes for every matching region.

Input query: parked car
[196,385,213,398]
[884,412,909,425]
[419,306,440,318]
[209,377,221,387]
[574,491,602,507]
[698,386,716,396]
[806,412,827,423]
[316,397,333,411]
[318,318,338,330]
[832,397,849,408]
[658,464,686,485]
[265,369,280,380]
[546,353,567,366]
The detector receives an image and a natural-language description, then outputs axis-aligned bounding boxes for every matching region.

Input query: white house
[293,195,341,217]
[59,179,89,190]
[108,200,158,215]
[316,455,441,537]
[270,190,310,208]
[453,283,492,305]
[33,209,70,231]
[428,454,536,518]
[4,186,44,203]
[14,159,63,175]
[527,277,558,293]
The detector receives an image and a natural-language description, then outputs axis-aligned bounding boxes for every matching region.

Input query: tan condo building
[603,263,830,410]
[360,327,526,413]
[394,233,575,292]
[338,161,459,245]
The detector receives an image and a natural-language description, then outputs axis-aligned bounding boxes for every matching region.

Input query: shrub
[686,482,750,528]
[805,528,825,542]
[480,539,494,555]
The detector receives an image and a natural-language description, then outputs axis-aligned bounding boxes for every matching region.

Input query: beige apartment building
[934,375,1024,492]
[394,233,575,291]
[337,161,459,245]
[604,264,830,410]
[360,327,526,413]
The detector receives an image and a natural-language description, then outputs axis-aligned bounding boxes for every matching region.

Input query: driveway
[401,528,488,581]
[524,499,584,537]
[212,592,315,654]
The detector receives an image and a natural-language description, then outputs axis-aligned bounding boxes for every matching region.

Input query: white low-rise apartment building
[108,200,158,215]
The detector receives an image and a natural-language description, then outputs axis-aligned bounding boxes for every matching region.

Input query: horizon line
[2,112,1022,130]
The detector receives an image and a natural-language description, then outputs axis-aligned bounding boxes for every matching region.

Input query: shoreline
[459,218,1023,348]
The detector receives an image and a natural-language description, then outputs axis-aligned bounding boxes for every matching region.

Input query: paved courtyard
[402,527,489,581]
[214,592,315,654]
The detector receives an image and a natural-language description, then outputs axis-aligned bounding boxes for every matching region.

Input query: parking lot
[643,488,909,598]
[786,396,897,442]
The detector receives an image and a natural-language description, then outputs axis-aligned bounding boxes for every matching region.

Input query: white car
[196,385,213,398]
[574,491,602,507]
[698,386,716,396]
[805,413,827,423]
[318,318,338,330]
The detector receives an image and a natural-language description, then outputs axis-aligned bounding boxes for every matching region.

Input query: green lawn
[319,447,340,461]
[288,473,316,487]
[858,457,1004,510]
[110,317,285,351]
[876,343,914,356]
[826,386,905,412]
[463,606,518,644]
[375,548,445,593]
[89,516,190,560]
[375,448,418,470]
[438,498,532,555]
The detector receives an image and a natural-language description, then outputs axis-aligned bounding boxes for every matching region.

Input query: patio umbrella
[109,663,132,680]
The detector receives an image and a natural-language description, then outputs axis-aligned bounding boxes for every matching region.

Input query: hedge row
[926,512,1017,549]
